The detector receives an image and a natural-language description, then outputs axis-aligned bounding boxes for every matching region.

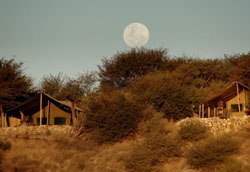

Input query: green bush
[187,135,240,169]
[83,91,143,144]
[178,119,208,141]
[125,133,181,172]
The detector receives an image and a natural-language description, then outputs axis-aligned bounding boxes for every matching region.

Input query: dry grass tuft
[178,118,208,141]
[0,135,135,172]
[187,135,240,170]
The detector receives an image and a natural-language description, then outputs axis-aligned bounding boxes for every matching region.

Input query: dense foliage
[129,72,193,120]
[98,48,168,89]
[178,119,208,141]
[39,72,66,100]
[232,53,250,87]
[97,49,250,121]
[0,58,33,110]
[187,135,240,169]
[39,71,97,103]
[82,91,144,143]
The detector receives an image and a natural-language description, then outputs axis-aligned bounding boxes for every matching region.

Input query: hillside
[0,117,250,172]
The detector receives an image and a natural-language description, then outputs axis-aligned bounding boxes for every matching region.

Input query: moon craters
[123,22,149,48]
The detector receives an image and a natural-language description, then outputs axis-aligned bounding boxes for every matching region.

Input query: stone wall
[177,117,250,134]
[0,125,74,139]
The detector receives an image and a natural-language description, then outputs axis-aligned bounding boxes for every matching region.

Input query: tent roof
[203,82,249,106]
[6,93,81,118]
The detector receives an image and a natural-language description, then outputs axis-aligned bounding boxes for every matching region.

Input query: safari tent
[200,82,250,118]
[1,93,81,127]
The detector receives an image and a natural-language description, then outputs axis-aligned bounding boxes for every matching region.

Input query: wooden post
[199,105,201,118]
[236,83,241,112]
[0,105,3,128]
[208,107,211,118]
[2,113,4,128]
[1,111,3,128]
[214,107,216,117]
[71,101,76,125]
[40,93,43,126]
[47,100,49,125]
[202,104,205,118]
[243,88,246,112]
[4,113,7,127]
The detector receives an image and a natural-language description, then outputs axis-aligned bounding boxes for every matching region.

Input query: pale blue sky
[1,0,250,84]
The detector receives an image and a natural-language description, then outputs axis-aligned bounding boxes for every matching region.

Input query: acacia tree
[39,72,66,100]
[98,48,168,89]
[173,58,232,89]
[0,58,33,110]
[129,72,193,120]
[40,71,97,101]
[39,71,98,124]
[232,53,250,87]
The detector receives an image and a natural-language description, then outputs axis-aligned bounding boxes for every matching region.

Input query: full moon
[123,22,149,48]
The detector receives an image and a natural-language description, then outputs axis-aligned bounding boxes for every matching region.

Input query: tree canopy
[232,53,250,87]
[39,71,97,104]
[0,58,33,110]
[98,48,168,89]
[129,72,193,120]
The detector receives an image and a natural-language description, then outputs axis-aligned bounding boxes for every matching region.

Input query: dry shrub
[214,159,250,172]
[187,135,240,170]
[139,111,178,139]
[178,119,208,141]
[238,121,250,137]
[138,111,166,136]
[0,140,11,151]
[2,138,89,172]
[124,112,181,171]
[55,136,97,152]
[78,160,85,170]
[82,91,144,144]
[125,133,181,172]
[8,155,41,172]
[83,140,133,172]
[0,140,11,171]
[1,136,132,172]
[55,136,74,150]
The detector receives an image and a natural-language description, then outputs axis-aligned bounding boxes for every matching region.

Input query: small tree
[39,72,66,100]
[40,71,98,124]
[82,91,143,143]
[40,71,97,101]
[232,53,250,87]
[178,119,208,141]
[0,58,33,110]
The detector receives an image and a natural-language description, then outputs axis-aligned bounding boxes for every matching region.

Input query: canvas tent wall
[4,93,81,127]
[200,82,250,118]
